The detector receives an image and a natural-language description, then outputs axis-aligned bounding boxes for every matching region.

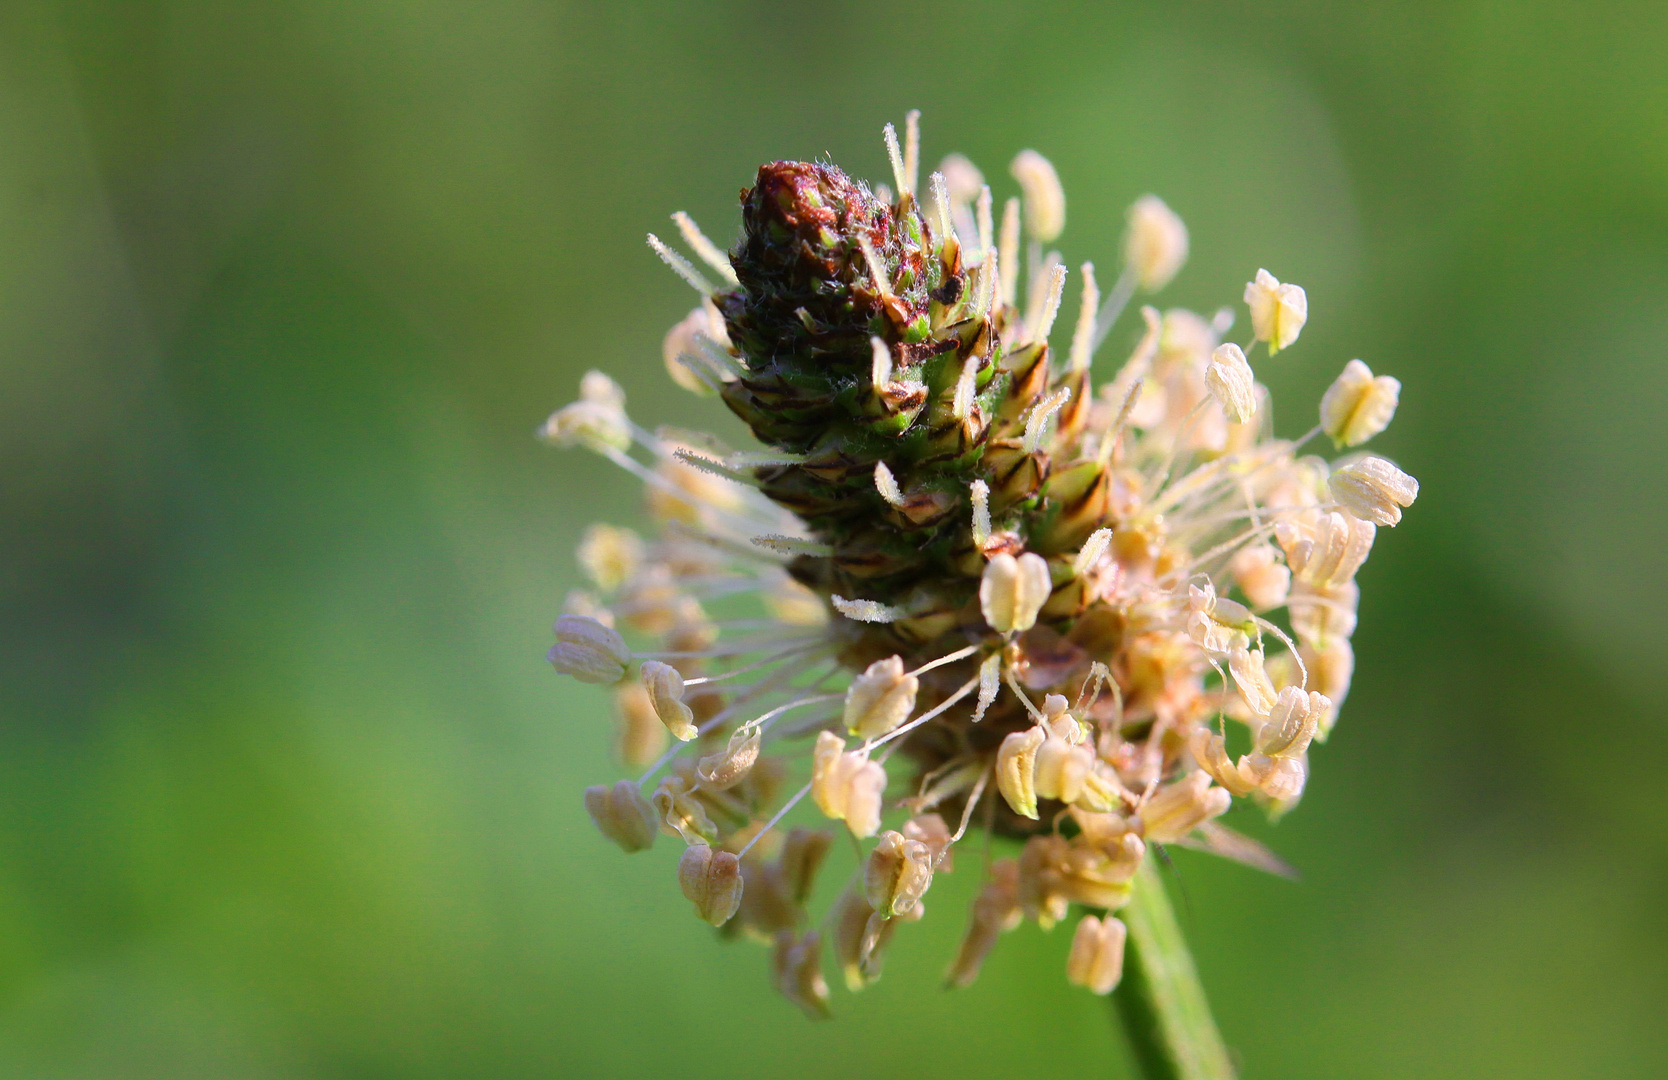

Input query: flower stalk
[1111,860,1236,1080]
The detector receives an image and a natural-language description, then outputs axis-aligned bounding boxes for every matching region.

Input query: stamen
[831,595,907,623]
[868,674,981,751]
[907,643,981,678]
[1068,261,1100,373]
[737,782,815,859]
[874,461,906,507]
[942,767,992,858]
[647,233,715,296]
[970,480,992,548]
[1005,669,1047,722]
[1022,385,1072,453]
[671,212,740,286]
[682,641,828,687]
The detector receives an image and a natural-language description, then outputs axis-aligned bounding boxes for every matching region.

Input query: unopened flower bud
[583,780,658,852]
[865,829,935,918]
[1244,268,1308,354]
[1124,195,1188,292]
[1276,510,1375,588]
[1257,686,1329,759]
[576,524,643,592]
[1066,914,1128,995]
[995,726,1046,819]
[1229,542,1291,610]
[639,659,697,740]
[843,655,919,739]
[810,731,887,838]
[1206,343,1258,424]
[772,931,831,1019]
[548,614,630,684]
[652,776,718,845]
[695,724,762,790]
[1320,359,1400,447]
[1330,456,1419,527]
[1010,149,1065,242]
[678,844,742,927]
[980,552,1053,634]
[946,860,1021,989]
[1138,771,1232,843]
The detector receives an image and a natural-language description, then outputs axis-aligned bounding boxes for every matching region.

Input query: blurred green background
[2,1,1665,1076]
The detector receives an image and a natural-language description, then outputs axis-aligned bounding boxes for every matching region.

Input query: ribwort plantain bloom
[543,114,1418,1016]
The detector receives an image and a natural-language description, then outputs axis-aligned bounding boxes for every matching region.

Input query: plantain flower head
[541,115,1418,1014]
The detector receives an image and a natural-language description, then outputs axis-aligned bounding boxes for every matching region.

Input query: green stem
[1111,859,1237,1080]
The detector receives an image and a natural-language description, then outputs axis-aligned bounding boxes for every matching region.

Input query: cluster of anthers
[543,113,1416,1018]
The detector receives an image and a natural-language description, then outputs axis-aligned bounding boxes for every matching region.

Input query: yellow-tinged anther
[1010,149,1065,242]
[678,844,742,927]
[1330,455,1419,526]
[996,726,1046,819]
[1124,194,1188,292]
[1256,686,1330,759]
[1276,510,1376,588]
[1228,643,1280,718]
[548,614,631,684]
[584,780,658,852]
[844,656,919,740]
[980,552,1052,634]
[1138,771,1232,843]
[811,731,887,838]
[577,524,643,592]
[1066,914,1128,995]
[639,659,697,740]
[865,829,935,918]
[1320,359,1401,447]
[1205,342,1259,424]
[1244,268,1308,354]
